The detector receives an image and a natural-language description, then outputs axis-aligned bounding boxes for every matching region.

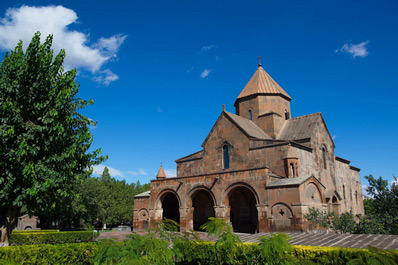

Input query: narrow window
[322,147,327,169]
[343,185,346,200]
[289,163,294,177]
[223,145,230,169]
[248,110,252,120]
[284,110,290,120]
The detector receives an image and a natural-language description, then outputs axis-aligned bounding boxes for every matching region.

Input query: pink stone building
[133,64,364,233]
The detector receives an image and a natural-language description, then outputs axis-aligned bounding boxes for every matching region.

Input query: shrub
[0,242,97,264]
[10,231,99,245]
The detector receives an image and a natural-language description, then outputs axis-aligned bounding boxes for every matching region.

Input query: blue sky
[0,0,397,190]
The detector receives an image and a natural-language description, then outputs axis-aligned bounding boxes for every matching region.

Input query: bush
[10,231,99,245]
[0,242,97,265]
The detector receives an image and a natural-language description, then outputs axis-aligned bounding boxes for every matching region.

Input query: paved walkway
[98,231,398,250]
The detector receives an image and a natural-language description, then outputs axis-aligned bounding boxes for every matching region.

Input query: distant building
[133,64,364,233]
[16,214,38,230]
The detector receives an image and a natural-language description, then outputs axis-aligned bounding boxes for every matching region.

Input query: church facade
[133,64,364,233]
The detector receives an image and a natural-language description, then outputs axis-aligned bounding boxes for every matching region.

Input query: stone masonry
[133,64,364,233]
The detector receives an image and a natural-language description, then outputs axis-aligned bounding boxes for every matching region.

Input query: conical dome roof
[156,165,167,179]
[237,66,291,101]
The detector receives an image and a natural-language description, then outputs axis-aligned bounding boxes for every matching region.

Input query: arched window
[223,145,230,169]
[248,109,252,120]
[322,146,327,169]
[289,163,294,177]
[284,109,290,120]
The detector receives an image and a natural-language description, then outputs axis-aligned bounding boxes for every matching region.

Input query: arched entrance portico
[192,189,215,231]
[161,192,180,228]
[227,185,258,233]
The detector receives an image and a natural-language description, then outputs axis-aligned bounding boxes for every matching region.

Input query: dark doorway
[193,190,215,231]
[228,187,258,233]
[162,193,180,228]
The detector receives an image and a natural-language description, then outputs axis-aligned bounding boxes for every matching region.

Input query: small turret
[156,164,167,179]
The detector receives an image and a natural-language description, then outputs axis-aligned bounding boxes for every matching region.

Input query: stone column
[214,206,229,219]
[180,207,194,232]
[256,204,270,232]
[291,203,308,232]
[149,209,163,230]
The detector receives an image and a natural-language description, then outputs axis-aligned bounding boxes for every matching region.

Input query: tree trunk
[0,206,20,243]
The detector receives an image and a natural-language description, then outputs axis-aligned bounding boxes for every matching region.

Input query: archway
[228,186,258,233]
[192,190,215,231]
[161,192,180,227]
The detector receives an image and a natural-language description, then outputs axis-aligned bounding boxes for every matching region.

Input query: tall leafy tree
[0,33,106,242]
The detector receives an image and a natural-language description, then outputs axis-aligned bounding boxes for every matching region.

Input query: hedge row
[173,241,398,265]
[0,243,97,265]
[10,231,99,245]
[1,240,397,264]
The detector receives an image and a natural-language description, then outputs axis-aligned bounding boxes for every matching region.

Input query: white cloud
[186,66,194,73]
[156,107,163,112]
[200,69,212,78]
[361,184,370,198]
[201,44,216,51]
[0,5,126,85]
[127,169,148,176]
[332,135,337,140]
[93,69,119,86]
[336,40,369,58]
[92,165,125,178]
[164,169,177,178]
[138,169,147,175]
[391,178,398,186]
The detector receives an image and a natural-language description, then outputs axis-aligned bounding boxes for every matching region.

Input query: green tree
[360,175,398,234]
[0,33,106,242]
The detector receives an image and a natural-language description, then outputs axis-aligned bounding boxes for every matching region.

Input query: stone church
[133,63,364,233]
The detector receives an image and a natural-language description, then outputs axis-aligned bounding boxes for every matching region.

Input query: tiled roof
[156,165,167,179]
[267,176,311,187]
[134,190,150,198]
[224,111,271,140]
[237,66,291,100]
[277,113,321,141]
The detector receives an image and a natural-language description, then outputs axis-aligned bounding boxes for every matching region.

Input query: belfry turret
[234,64,292,138]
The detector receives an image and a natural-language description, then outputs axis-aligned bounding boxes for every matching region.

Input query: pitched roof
[236,66,291,101]
[156,165,167,179]
[267,176,311,187]
[267,175,326,189]
[277,113,321,141]
[224,111,271,140]
[134,190,150,198]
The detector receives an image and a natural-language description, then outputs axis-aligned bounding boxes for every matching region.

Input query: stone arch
[224,182,259,233]
[156,189,181,226]
[187,186,217,207]
[137,208,149,230]
[223,182,260,205]
[305,182,323,204]
[189,187,216,231]
[270,203,293,231]
[155,189,181,209]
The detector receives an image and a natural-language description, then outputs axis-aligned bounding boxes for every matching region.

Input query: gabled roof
[267,175,326,189]
[278,113,320,141]
[236,66,291,101]
[202,111,271,147]
[278,112,335,147]
[224,112,272,139]
[134,190,150,198]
